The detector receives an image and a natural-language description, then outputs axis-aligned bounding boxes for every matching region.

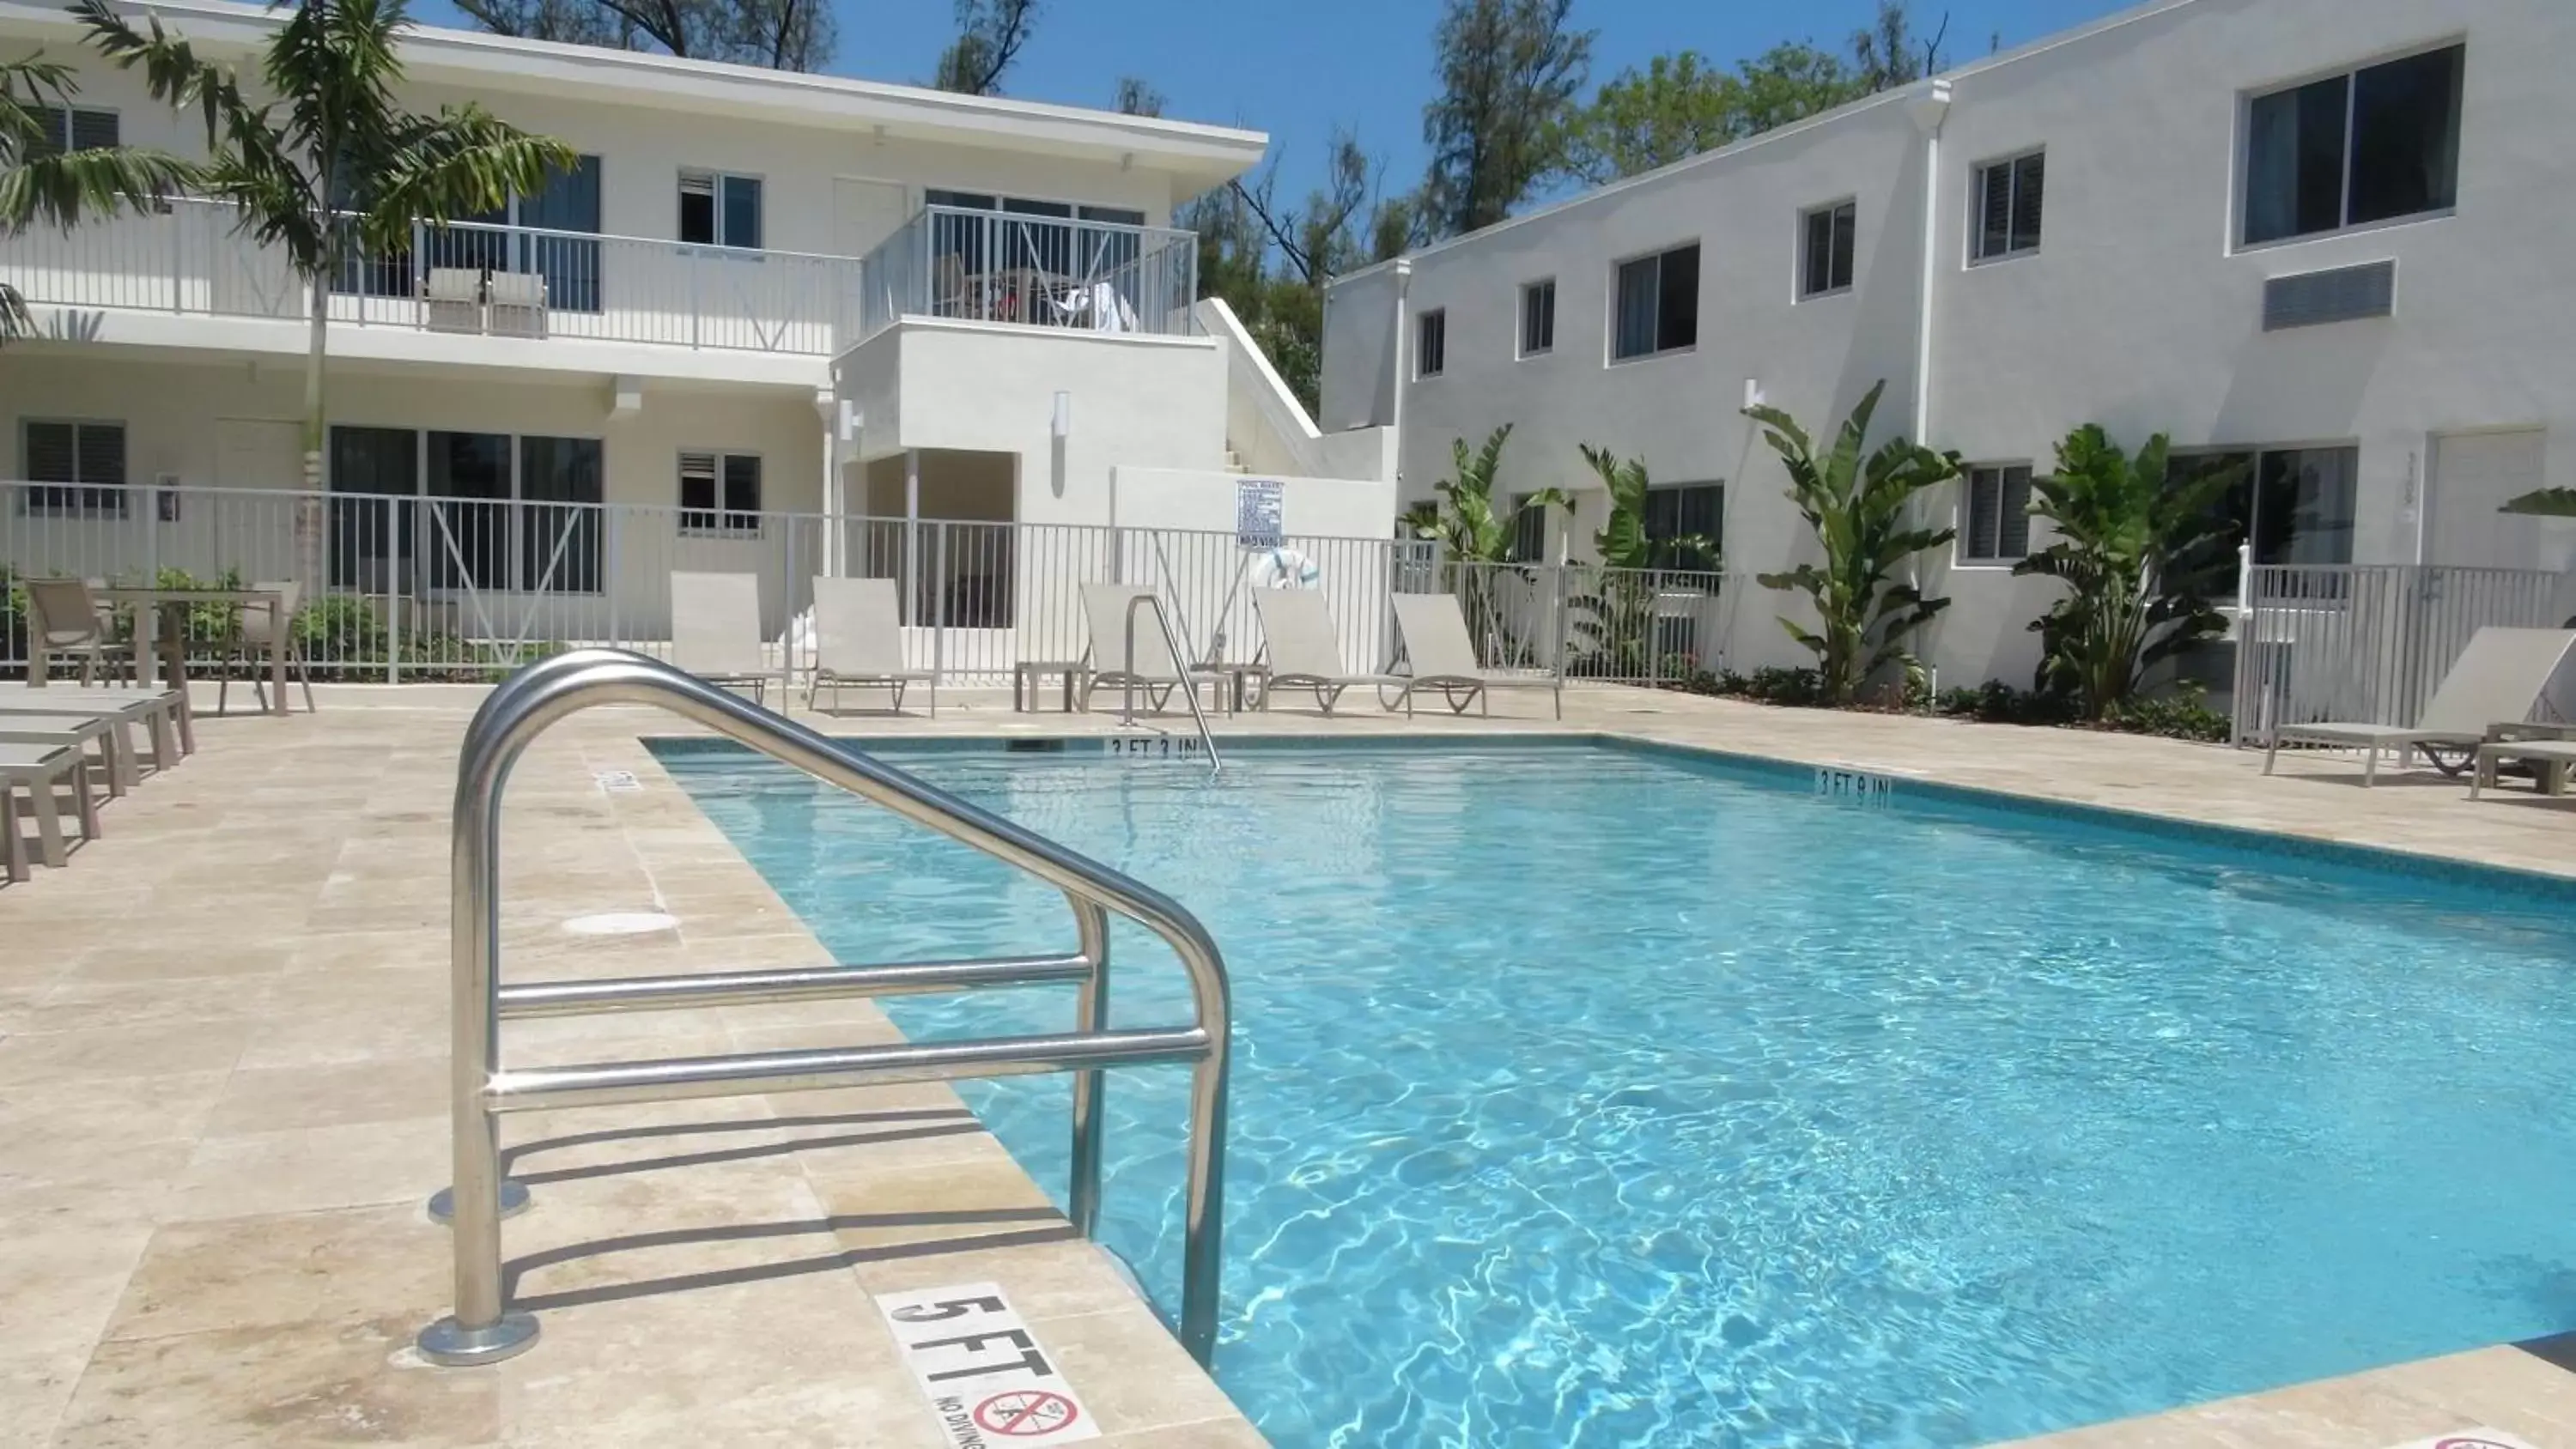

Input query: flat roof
[0,0,1268,191]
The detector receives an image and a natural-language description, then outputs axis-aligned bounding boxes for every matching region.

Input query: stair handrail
[418,647,1230,1367]
[1122,591,1224,774]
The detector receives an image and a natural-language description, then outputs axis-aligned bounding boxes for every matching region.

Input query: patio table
[64,586,294,717]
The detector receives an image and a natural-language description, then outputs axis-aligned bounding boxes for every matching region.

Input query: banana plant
[1399,425,1567,666]
[2502,488,2576,517]
[2014,424,2238,718]
[1568,444,1716,678]
[1747,380,1960,706]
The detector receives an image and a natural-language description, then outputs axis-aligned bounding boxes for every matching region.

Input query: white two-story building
[1322,0,2576,694]
[0,0,1394,655]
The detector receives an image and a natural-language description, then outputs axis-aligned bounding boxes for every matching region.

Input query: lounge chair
[0,685,192,763]
[807,576,938,715]
[0,739,100,878]
[2265,626,2576,785]
[0,709,135,797]
[1078,583,1185,712]
[1251,591,1402,715]
[671,572,776,704]
[1388,592,1564,719]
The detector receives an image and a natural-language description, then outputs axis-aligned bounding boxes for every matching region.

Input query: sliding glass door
[330,427,605,597]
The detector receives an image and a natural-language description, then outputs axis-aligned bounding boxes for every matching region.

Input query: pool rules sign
[877,1282,1099,1445]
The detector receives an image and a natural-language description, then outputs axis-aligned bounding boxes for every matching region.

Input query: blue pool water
[655,740,2576,1447]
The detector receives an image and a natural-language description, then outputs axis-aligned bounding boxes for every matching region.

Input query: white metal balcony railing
[0,198,860,355]
[856,204,1199,344]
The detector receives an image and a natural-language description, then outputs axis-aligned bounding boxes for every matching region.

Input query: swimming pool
[656,738,2576,1447]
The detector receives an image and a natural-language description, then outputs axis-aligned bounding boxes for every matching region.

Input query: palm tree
[1,55,194,341]
[75,0,572,501]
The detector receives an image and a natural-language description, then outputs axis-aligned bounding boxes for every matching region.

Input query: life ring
[1249,546,1321,589]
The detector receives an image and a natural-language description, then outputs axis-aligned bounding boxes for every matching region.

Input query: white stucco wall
[832,320,1226,527]
[1321,0,2576,690]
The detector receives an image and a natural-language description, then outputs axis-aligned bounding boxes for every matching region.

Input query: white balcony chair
[485,271,548,338]
[422,267,483,333]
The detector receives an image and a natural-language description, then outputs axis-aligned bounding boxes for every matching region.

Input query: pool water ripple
[659,743,2576,1447]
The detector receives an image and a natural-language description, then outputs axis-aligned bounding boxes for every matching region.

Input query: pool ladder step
[415,648,1233,1372]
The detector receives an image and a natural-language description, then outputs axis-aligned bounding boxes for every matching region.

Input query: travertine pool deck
[8,680,2576,1448]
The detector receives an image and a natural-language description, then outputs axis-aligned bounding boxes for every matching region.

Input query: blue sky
[421,0,2136,203]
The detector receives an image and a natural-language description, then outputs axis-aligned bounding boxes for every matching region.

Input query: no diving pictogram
[973,1389,1079,1436]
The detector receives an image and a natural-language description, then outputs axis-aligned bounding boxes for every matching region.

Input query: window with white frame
[1644,482,1722,569]
[1416,308,1447,379]
[1612,243,1698,361]
[1972,150,2045,262]
[1519,278,1555,357]
[20,420,128,516]
[25,106,117,158]
[1801,201,1856,297]
[2243,44,2464,246]
[679,170,763,250]
[679,452,762,536]
[1962,464,2033,562]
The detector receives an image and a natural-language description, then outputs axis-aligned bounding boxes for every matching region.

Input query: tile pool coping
[647,729,2576,908]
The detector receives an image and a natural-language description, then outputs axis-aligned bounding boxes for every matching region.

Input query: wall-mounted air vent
[2263,260,2396,330]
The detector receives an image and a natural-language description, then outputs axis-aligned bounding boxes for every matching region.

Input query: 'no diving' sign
[876,1281,1099,1446]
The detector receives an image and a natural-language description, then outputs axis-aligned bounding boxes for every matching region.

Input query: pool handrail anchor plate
[419,648,1233,1368]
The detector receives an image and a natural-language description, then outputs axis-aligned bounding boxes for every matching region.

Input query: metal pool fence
[0,482,1735,689]
[2229,563,2567,745]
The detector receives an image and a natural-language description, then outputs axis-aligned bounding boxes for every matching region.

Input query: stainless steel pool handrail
[1121,591,1223,774]
[416,647,1231,1370]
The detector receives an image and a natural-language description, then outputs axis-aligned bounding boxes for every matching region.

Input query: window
[24,106,117,158]
[321,427,602,592]
[2170,445,2359,566]
[1507,494,1550,563]
[680,452,763,536]
[349,154,602,310]
[1519,278,1555,357]
[1801,202,1856,298]
[1962,464,2033,562]
[1613,243,1698,361]
[2244,44,2464,246]
[1416,308,1446,379]
[1972,151,2045,262]
[680,171,763,250]
[1643,482,1722,569]
[20,420,127,516]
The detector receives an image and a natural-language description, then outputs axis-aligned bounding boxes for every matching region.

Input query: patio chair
[422,267,483,332]
[485,270,547,337]
[24,577,112,686]
[671,572,776,704]
[807,576,938,715]
[217,580,317,716]
[1251,591,1401,716]
[1388,592,1564,720]
[2265,626,2576,785]
[1077,583,1184,712]
[0,739,100,879]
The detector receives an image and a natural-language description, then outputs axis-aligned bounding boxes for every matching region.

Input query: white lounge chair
[1388,592,1564,719]
[671,572,776,704]
[0,709,134,797]
[0,685,191,764]
[2266,626,2576,785]
[0,739,100,878]
[807,576,937,715]
[1251,591,1401,715]
[1078,584,1187,712]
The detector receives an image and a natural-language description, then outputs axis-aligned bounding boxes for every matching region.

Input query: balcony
[854,204,1199,344]
[0,198,859,358]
